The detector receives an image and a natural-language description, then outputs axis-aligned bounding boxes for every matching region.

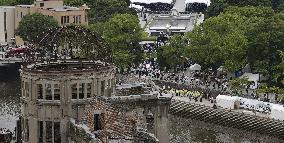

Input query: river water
[0,69,283,143]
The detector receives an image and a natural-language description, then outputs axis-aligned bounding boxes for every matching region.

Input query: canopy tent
[240,72,259,89]
[216,95,240,109]
[217,66,225,72]
[240,72,259,82]
[270,104,284,121]
[131,0,174,4]
[129,4,143,10]
[185,0,211,5]
[189,63,201,71]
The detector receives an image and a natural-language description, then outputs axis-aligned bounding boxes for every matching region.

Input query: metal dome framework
[26,25,112,64]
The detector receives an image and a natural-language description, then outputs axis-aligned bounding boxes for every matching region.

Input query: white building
[144,9,204,36]
[0,6,15,44]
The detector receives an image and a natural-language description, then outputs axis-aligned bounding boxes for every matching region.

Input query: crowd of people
[116,34,231,106]
[116,31,283,106]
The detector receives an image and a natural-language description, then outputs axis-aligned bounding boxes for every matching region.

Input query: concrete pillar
[154,101,170,143]
[43,80,46,100]
[61,118,68,143]
[93,78,98,96]
[66,79,73,118]
[97,79,101,96]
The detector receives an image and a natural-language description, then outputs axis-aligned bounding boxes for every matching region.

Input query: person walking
[188,93,192,101]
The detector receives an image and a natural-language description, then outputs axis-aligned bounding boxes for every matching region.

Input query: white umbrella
[131,0,173,4]
[185,0,211,5]
[189,63,201,71]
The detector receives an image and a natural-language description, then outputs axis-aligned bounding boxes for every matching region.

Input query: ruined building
[18,25,170,143]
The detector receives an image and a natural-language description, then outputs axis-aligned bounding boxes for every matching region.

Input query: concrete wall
[0,6,15,44]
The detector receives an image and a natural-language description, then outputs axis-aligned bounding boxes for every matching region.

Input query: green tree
[272,0,284,11]
[0,0,33,5]
[64,0,84,6]
[0,0,16,5]
[157,35,189,70]
[229,77,250,96]
[64,0,133,23]
[188,6,275,72]
[223,6,274,18]
[86,0,135,23]
[246,13,284,82]
[187,13,248,72]
[223,6,275,31]
[225,0,272,7]
[15,0,33,5]
[206,0,229,17]
[270,50,284,87]
[206,0,276,17]
[16,13,58,42]
[96,13,142,68]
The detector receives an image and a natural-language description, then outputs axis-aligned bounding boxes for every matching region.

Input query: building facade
[144,9,204,36]
[20,62,116,143]
[0,6,15,44]
[15,0,89,44]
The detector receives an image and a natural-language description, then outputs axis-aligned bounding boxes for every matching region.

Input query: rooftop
[17,5,34,8]
[49,6,80,11]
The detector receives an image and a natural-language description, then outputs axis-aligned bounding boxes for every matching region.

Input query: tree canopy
[157,35,189,70]
[186,13,248,72]
[187,6,277,72]
[247,13,284,82]
[0,0,33,5]
[206,0,283,17]
[64,0,85,7]
[16,13,58,42]
[90,13,142,68]
[229,77,250,96]
[64,0,134,24]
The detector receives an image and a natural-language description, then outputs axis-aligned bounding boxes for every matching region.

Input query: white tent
[217,66,225,76]
[216,95,240,109]
[189,63,201,71]
[185,0,211,5]
[217,66,225,72]
[238,97,271,113]
[129,4,143,10]
[240,72,259,89]
[131,0,173,4]
[270,104,284,121]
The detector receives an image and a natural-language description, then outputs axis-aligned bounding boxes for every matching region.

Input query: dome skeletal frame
[25,25,112,65]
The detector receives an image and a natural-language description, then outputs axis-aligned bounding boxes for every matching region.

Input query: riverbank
[169,115,284,143]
